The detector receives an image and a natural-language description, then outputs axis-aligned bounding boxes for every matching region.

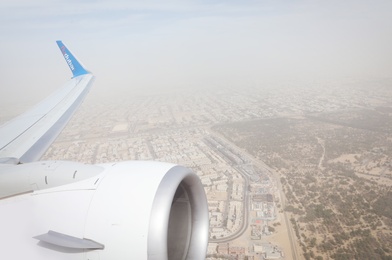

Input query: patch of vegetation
[212,109,392,259]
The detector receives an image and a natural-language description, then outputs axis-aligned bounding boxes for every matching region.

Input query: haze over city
[1,0,392,115]
[1,1,392,259]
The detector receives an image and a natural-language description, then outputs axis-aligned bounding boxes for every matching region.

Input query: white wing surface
[0,41,209,259]
[0,41,94,163]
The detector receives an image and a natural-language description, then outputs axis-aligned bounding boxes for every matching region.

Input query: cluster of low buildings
[43,86,367,259]
[207,242,283,259]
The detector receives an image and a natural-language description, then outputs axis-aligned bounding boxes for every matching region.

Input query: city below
[35,78,392,260]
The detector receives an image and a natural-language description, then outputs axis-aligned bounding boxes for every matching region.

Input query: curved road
[209,129,300,259]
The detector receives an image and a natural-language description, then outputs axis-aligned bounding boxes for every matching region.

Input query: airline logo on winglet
[60,46,75,71]
[56,41,89,78]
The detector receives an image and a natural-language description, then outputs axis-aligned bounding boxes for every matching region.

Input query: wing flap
[34,230,104,249]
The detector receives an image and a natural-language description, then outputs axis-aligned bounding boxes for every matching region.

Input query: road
[316,137,325,170]
[205,135,251,243]
[275,171,300,260]
[209,128,301,259]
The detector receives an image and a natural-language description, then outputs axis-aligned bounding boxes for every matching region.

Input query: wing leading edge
[0,41,94,163]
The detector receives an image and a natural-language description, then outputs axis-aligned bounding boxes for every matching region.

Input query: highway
[206,135,251,243]
[275,171,300,260]
[209,129,300,259]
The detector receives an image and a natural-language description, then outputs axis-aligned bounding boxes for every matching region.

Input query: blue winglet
[56,41,89,78]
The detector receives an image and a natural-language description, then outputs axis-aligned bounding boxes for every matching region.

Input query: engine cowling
[0,161,209,260]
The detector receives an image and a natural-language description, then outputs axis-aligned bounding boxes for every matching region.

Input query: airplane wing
[0,41,94,164]
[0,42,209,260]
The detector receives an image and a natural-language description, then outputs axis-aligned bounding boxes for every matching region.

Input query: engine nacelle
[0,161,209,260]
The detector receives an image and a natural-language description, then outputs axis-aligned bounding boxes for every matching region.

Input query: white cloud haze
[1,0,391,117]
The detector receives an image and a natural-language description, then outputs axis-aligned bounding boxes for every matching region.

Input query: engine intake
[83,161,209,260]
[148,166,209,260]
[0,161,209,260]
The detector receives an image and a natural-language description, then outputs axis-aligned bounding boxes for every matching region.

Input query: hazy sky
[1,0,391,115]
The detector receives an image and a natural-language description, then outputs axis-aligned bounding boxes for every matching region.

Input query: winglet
[56,41,89,78]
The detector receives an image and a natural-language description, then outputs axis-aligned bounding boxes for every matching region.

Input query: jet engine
[0,160,209,260]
